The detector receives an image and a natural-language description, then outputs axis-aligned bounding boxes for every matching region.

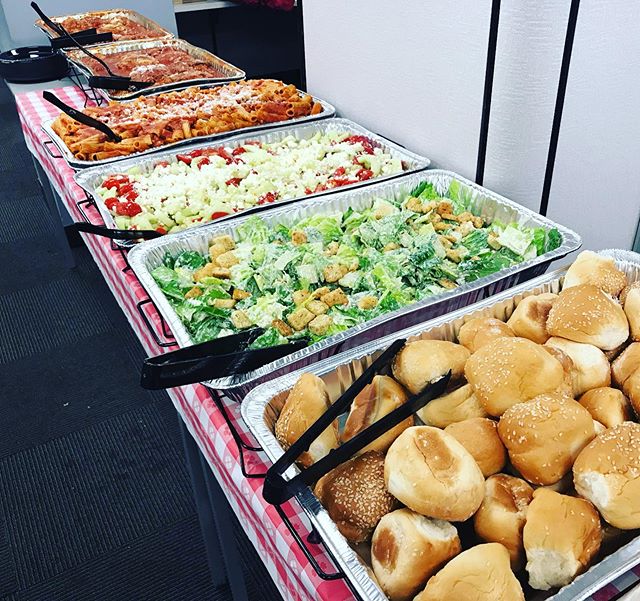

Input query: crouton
[436,201,454,215]
[312,287,331,299]
[210,267,231,279]
[473,216,484,228]
[291,229,307,245]
[324,241,339,256]
[308,314,333,336]
[232,288,251,301]
[272,319,293,337]
[430,213,442,223]
[440,212,459,222]
[487,232,502,250]
[307,300,329,315]
[209,243,227,261]
[457,221,475,236]
[358,295,378,310]
[216,250,239,268]
[287,307,316,331]
[383,242,400,252]
[321,288,348,307]
[323,263,348,283]
[212,298,236,309]
[406,197,424,213]
[347,258,360,272]
[231,310,252,329]
[446,247,468,263]
[185,286,203,299]
[434,222,449,232]
[193,263,217,282]
[293,289,311,305]
[438,279,457,290]
[457,211,474,223]
[211,234,235,252]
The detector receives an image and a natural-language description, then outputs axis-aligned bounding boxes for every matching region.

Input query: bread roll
[620,280,640,305]
[573,422,640,529]
[624,286,640,341]
[342,375,412,454]
[546,284,629,350]
[507,293,558,344]
[458,317,515,353]
[314,451,397,543]
[414,543,524,601]
[562,250,627,297]
[578,387,632,428]
[498,393,596,485]
[384,426,484,521]
[392,340,469,395]
[417,384,488,428]
[445,417,506,477]
[593,420,607,435]
[465,337,566,416]
[622,370,640,418]
[523,488,602,590]
[611,342,640,388]
[473,474,534,569]
[545,337,611,396]
[275,373,338,467]
[371,509,460,601]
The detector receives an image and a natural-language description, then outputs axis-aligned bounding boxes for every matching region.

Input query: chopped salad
[95,132,405,234]
[151,180,562,347]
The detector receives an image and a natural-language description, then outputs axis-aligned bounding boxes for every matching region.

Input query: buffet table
[13,85,640,601]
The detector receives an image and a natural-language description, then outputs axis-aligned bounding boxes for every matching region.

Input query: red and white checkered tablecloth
[13,86,639,601]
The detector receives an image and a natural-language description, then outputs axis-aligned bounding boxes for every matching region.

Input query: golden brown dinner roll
[506,292,558,344]
[275,373,338,467]
[622,371,640,417]
[523,488,601,590]
[417,384,488,428]
[392,340,469,395]
[545,337,611,396]
[611,342,640,388]
[543,345,575,397]
[498,393,595,485]
[314,451,397,543]
[578,387,632,428]
[445,418,506,477]
[371,509,461,601]
[465,337,565,416]
[546,284,629,350]
[562,250,627,297]
[624,286,640,341]
[384,426,484,521]
[473,474,534,569]
[341,375,412,454]
[414,543,524,601]
[573,422,640,529]
[620,280,640,305]
[458,317,515,353]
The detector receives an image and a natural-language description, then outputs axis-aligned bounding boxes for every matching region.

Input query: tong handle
[263,371,451,505]
[73,222,162,241]
[42,91,122,143]
[88,75,152,92]
[50,31,113,49]
[31,2,64,36]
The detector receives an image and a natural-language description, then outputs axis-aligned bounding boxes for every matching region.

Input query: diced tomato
[123,190,139,201]
[155,160,170,168]
[304,187,313,195]
[333,166,346,177]
[102,174,128,190]
[105,197,119,211]
[225,177,242,187]
[116,201,143,217]
[196,157,211,169]
[117,182,134,195]
[189,149,205,158]
[344,135,375,154]
[155,226,167,234]
[210,211,229,220]
[257,191,278,205]
[312,183,328,193]
[244,141,261,146]
[352,157,362,165]
[210,147,234,165]
[356,168,374,181]
[232,147,247,156]
[176,154,192,165]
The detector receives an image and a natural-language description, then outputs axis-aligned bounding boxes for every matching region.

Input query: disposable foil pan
[74,118,431,248]
[35,9,174,46]
[241,248,640,601]
[41,91,335,170]
[128,169,581,401]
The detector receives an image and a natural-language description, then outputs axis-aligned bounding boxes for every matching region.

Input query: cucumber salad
[95,132,404,234]
[152,180,562,347]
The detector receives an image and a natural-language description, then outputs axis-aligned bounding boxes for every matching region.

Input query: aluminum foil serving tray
[128,169,580,401]
[41,91,335,170]
[65,38,245,101]
[74,118,431,248]
[241,249,640,601]
[35,9,174,46]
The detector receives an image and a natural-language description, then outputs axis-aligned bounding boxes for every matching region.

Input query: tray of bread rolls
[242,248,640,601]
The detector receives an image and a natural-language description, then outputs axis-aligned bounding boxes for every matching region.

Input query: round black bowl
[0,46,68,83]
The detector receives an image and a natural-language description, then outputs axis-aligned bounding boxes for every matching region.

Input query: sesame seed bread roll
[546,284,629,350]
[611,342,640,389]
[620,281,640,305]
[384,426,485,521]
[545,337,611,396]
[414,543,524,601]
[275,373,338,467]
[473,474,534,569]
[341,375,412,454]
[573,422,640,529]
[523,488,602,591]
[391,340,469,395]
[624,286,640,341]
[417,384,488,428]
[578,387,633,428]
[465,337,566,416]
[622,371,640,418]
[497,393,596,485]
[506,293,558,344]
[562,250,627,297]
[543,345,576,397]
[458,317,515,353]
[371,509,461,601]
[314,451,397,543]
[445,418,506,477]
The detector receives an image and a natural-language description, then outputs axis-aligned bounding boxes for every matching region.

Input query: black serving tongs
[262,339,452,505]
[140,328,310,390]
[31,2,114,48]
[72,222,163,242]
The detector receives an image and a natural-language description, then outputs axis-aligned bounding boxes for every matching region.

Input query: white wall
[303,0,640,251]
